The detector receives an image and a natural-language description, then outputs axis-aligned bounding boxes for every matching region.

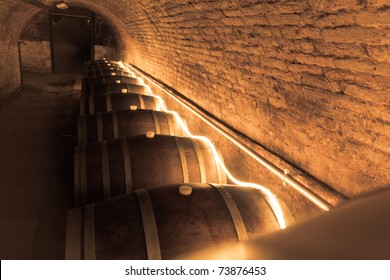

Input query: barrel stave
[94,194,147,260]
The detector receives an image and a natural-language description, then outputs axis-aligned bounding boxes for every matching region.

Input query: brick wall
[119,0,390,197]
[0,1,39,103]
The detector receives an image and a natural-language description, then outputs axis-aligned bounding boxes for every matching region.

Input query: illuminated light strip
[118,64,287,229]
[123,63,332,212]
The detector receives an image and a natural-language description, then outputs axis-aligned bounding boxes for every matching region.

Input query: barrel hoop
[83,204,96,260]
[96,113,104,142]
[174,138,189,183]
[211,184,249,242]
[101,141,111,199]
[105,94,112,112]
[191,139,206,183]
[138,94,145,109]
[77,117,83,146]
[88,95,95,114]
[80,98,85,116]
[120,137,133,193]
[153,96,159,110]
[112,111,119,139]
[209,143,224,184]
[166,113,174,136]
[134,189,162,260]
[65,207,82,260]
[74,147,81,206]
[89,85,94,96]
[151,111,161,134]
[80,147,88,205]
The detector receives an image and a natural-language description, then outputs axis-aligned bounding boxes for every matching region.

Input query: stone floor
[0,72,81,259]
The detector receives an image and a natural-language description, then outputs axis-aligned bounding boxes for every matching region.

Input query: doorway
[50,13,93,73]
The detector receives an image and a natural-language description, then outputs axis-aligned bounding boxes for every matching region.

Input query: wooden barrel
[65,183,294,259]
[84,83,148,97]
[86,69,134,78]
[81,76,143,96]
[74,135,227,205]
[77,109,187,145]
[79,93,164,116]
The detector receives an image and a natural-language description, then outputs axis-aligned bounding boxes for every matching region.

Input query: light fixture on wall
[55,1,68,9]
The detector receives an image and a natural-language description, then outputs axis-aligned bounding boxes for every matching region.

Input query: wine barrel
[184,188,390,260]
[78,109,187,146]
[65,183,294,259]
[79,93,164,116]
[74,135,227,205]
[81,76,143,96]
[84,83,149,97]
[87,69,134,78]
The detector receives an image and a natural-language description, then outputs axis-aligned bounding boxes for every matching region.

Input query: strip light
[120,63,287,229]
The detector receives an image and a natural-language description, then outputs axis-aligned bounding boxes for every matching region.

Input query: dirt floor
[0,72,81,259]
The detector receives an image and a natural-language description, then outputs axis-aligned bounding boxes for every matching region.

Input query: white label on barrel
[179,185,192,196]
[111,72,116,76]
[130,105,138,110]
[110,68,114,70]
[146,131,155,138]
[121,89,128,94]
[115,80,121,83]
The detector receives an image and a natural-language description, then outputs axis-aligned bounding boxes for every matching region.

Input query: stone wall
[121,0,390,197]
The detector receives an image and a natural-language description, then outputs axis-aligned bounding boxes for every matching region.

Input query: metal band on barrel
[120,137,133,194]
[191,139,207,183]
[83,204,96,260]
[112,111,119,139]
[89,95,95,114]
[80,147,88,205]
[135,189,161,260]
[166,113,175,136]
[96,113,103,142]
[192,139,207,183]
[101,141,111,199]
[174,138,189,183]
[151,111,161,134]
[105,94,112,112]
[138,94,145,109]
[211,184,248,242]
[74,147,80,206]
[65,207,82,260]
[77,117,83,146]
[80,98,85,116]
[153,96,159,110]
